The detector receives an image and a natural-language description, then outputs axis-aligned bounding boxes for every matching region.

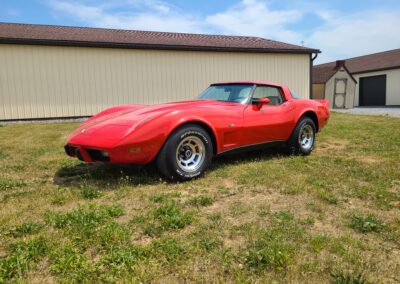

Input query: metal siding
[312,84,325,100]
[353,68,400,106]
[0,44,310,120]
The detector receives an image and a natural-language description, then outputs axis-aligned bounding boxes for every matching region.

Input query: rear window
[290,90,301,99]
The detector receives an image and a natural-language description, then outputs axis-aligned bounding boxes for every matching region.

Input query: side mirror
[256,97,270,109]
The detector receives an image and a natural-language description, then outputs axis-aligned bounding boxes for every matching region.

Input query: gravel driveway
[333,107,400,117]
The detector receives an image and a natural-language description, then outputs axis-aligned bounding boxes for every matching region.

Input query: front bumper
[64,142,158,165]
[64,145,110,162]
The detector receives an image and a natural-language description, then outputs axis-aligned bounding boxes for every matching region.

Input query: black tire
[287,117,316,155]
[156,124,213,181]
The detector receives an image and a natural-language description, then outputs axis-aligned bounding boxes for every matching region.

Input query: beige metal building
[313,49,400,108]
[0,22,319,120]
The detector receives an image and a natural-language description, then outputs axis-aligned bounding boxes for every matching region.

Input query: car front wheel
[156,124,213,181]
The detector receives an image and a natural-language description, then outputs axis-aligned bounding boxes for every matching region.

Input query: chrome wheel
[176,136,205,173]
[299,124,314,150]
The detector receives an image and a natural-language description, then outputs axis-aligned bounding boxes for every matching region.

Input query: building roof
[314,48,400,75]
[312,60,356,84]
[0,22,319,54]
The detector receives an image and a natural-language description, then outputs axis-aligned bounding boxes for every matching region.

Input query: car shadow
[53,162,162,188]
[53,146,288,188]
[210,146,287,170]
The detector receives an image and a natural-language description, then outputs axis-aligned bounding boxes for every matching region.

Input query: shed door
[359,75,386,106]
[333,79,347,109]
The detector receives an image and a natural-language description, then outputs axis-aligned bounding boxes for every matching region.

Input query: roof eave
[351,65,400,75]
[0,38,320,54]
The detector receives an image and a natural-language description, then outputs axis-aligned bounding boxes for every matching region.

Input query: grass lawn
[0,113,399,283]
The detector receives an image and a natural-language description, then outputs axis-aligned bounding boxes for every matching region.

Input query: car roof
[211,81,284,87]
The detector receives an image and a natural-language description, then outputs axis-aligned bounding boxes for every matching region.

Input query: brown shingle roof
[314,49,400,75]
[0,22,319,54]
[312,65,338,84]
[313,60,356,84]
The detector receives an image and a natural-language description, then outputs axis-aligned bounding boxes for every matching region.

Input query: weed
[188,195,213,207]
[318,190,338,204]
[81,186,102,199]
[100,245,149,272]
[244,239,291,271]
[331,270,368,284]
[8,221,44,238]
[140,201,194,236]
[310,235,331,252]
[0,178,26,191]
[149,192,181,203]
[97,221,131,247]
[198,236,222,252]
[0,237,47,281]
[229,201,251,216]
[349,212,385,233]
[150,237,186,263]
[51,192,66,205]
[50,243,98,282]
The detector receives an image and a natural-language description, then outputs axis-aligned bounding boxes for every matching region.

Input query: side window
[252,86,284,105]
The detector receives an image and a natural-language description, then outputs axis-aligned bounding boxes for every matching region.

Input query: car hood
[68,100,241,144]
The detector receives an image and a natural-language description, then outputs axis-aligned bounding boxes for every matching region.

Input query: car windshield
[197,84,253,104]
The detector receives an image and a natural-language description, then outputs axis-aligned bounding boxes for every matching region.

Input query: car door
[242,85,296,145]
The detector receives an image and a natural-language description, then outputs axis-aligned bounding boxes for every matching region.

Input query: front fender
[83,104,146,125]
[119,112,220,163]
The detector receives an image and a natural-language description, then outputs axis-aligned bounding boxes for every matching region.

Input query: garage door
[359,75,386,106]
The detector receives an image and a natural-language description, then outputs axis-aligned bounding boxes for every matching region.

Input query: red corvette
[65,81,329,181]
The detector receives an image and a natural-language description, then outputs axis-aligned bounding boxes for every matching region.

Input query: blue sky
[1,0,400,63]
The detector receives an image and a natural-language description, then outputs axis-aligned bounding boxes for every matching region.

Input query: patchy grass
[0,113,399,282]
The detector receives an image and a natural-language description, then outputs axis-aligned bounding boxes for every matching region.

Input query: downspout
[310,52,318,99]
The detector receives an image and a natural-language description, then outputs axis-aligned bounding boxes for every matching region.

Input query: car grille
[86,149,110,162]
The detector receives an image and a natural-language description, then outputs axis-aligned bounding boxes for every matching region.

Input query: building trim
[352,66,400,75]
[0,38,320,54]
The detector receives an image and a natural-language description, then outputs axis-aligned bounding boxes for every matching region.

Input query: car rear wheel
[156,124,213,181]
[287,117,316,155]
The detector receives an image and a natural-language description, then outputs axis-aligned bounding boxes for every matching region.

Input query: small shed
[312,60,357,109]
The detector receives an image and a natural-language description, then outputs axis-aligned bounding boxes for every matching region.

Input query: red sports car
[65,81,329,181]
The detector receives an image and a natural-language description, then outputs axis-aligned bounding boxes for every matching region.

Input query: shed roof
[314,48,400,75]
[312,61,356,84]
[0,22,319,54]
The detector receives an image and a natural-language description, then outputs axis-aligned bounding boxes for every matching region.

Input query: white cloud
[47,0,400,63]
[309,10,400,63]
[48,0,204,33]
[205,0,303,43]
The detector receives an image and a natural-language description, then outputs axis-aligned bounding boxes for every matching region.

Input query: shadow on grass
[53,146,287,188]
[53,162,162,188]
[210,146,287,170]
